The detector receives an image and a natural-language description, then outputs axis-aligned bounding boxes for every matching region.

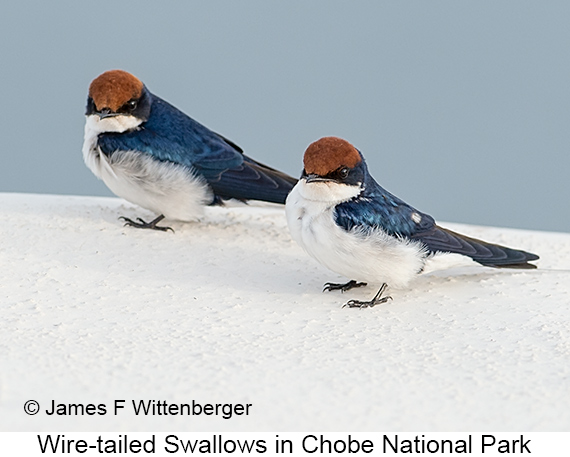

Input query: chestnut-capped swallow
[286,137,539,308]
[83,70,296,231]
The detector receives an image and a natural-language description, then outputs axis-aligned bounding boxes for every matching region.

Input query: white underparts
[82,115,213,221]
[286,179,428,289]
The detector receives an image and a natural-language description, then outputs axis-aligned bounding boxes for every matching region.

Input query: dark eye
[339,167,349,179]
[127,99,138,110]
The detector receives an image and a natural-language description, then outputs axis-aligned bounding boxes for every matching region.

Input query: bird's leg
[323,279,367,293]
[119,214,174,232]
[342,283,392,309]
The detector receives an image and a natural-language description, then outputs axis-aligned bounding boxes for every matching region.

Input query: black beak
[97,108,117,119]
[304,174,330,183]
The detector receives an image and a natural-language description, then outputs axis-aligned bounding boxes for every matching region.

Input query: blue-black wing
[97,96,296,204]
[410,225,538,268]
[334,180,538,268]
[334,179,437,237]
[207,155,297,204]
[97,97,243,171]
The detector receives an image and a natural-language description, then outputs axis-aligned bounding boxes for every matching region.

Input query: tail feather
[208,155,297,204]
[415,225,539,269]
[493,262,538,270]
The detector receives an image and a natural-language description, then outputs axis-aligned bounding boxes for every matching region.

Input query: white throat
[84,113,143,135]
[82,114,142,178]
[297,179,362,204]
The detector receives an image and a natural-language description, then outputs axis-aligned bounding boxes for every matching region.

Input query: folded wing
[334,181,538,269]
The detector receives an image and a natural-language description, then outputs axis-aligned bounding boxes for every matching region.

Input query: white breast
[82,115,213,221]
[285,180,427,289]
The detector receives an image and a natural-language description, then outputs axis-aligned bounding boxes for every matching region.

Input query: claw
[323,280,367,293]
[119,214,174,232]
[342,283,392,309]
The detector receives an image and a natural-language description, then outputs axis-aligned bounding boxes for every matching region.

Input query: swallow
[286,137,539,308]
[83,70,297,231]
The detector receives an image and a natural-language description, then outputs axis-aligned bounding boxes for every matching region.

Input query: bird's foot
[119,214,174,232]
[323,280,368,293]
[342,283,392,309]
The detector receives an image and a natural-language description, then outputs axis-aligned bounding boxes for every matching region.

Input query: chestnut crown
[88,70,144,112]
[303,137,362,176]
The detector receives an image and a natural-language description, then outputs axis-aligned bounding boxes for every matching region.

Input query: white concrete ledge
[1,193,569,431]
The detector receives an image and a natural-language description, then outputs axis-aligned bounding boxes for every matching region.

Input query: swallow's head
[299,137,366,202]
[85,70,151,132]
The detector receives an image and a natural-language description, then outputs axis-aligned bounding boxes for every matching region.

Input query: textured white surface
[1,193,569,432]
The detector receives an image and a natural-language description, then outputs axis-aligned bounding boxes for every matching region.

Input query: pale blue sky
[1,1,568,232]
